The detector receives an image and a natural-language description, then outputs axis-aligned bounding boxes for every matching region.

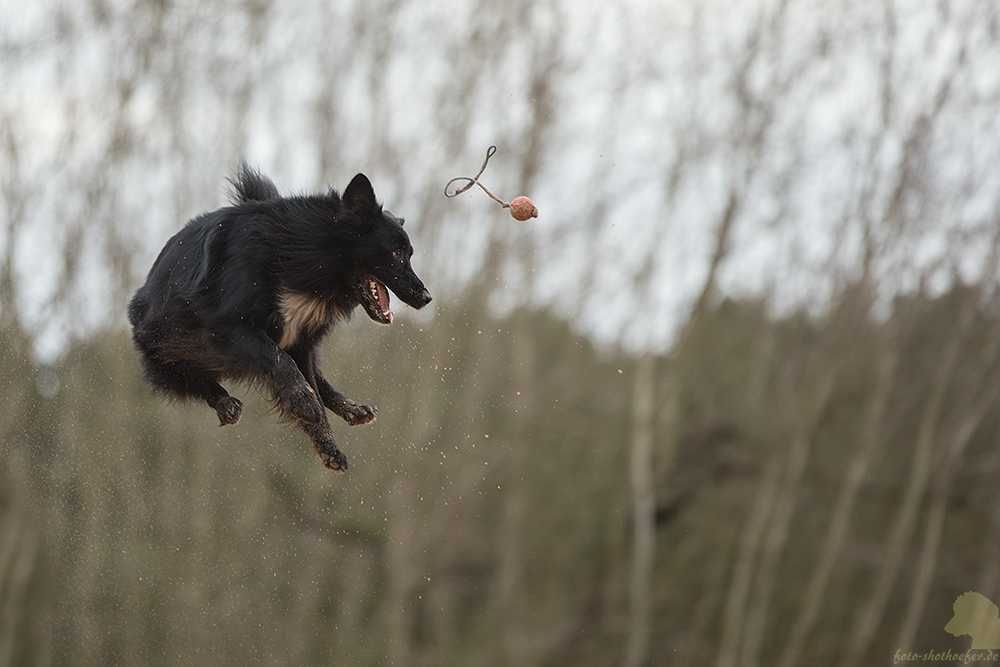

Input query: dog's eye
[393,249,404,261]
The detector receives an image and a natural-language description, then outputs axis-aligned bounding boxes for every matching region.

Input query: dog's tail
[228,160,280,204]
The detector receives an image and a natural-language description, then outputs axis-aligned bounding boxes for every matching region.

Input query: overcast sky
[3,0,1000,359]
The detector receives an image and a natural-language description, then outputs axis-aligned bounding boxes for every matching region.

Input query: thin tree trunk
[386,471,418,667]
[740,370,838,667]
[779,340,901,667]
[841,297,976,666]
[496,317,535,667]
[387,331,446,667]
[896,312,1000,649]
[0,502,38,667]
[716,455,783,667]
[625,354,657,667]
[896,400,995,650]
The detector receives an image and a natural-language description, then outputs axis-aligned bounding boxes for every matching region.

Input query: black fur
[128,163,432,471]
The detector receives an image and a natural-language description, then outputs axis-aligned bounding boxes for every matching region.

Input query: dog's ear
[343,173,379,216]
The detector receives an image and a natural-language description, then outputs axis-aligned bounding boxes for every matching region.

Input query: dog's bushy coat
[128,163,432,470]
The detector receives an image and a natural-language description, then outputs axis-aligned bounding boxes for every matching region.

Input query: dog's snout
[418,288,432,307]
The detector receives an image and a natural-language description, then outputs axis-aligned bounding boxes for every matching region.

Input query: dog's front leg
[273,353,349,470]
[314,367,377,426]
[235,339,349,471]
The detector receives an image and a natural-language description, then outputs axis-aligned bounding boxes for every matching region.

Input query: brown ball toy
[509,196,538,221]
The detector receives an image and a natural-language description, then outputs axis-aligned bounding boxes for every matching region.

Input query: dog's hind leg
[204,384,244,426]
[139,355,243,426]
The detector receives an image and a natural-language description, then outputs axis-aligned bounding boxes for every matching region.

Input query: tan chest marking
[278,291,343,349]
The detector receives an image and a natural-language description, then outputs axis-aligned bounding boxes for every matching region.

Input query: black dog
[128,163,432,471]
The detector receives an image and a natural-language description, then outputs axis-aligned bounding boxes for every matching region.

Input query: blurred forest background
[4,0,1000,665]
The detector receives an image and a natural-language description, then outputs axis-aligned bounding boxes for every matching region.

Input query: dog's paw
[216,396,243,426]
[341,401,377,426]
[316,442,349,471]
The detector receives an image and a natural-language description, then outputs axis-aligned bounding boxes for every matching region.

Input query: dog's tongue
[376,280,393,324]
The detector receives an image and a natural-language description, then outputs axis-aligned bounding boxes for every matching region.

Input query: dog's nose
[419,289,432,306]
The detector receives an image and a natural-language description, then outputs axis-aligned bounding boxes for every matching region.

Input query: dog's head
[341,173,432,324]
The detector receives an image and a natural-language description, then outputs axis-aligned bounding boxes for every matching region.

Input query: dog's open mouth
[362,276,393,324]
